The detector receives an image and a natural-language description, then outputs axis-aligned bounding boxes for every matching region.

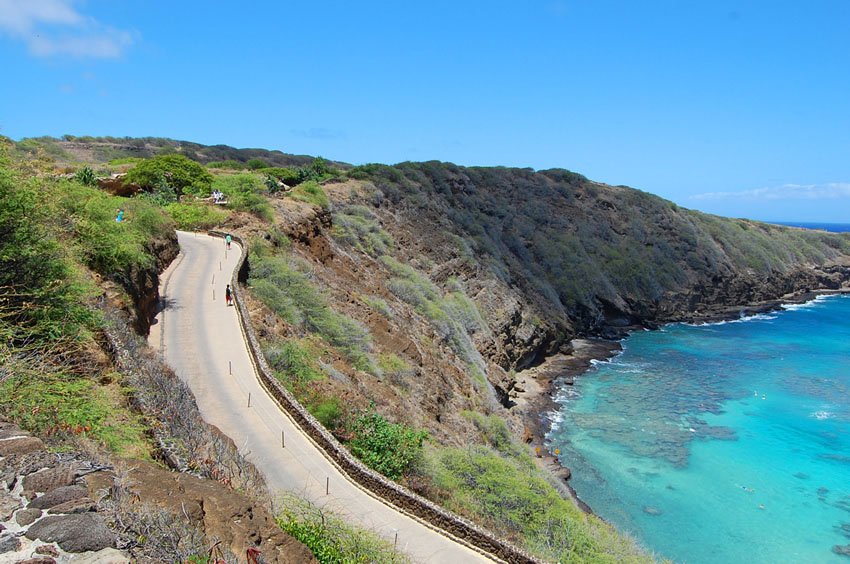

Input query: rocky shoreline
[513,287,850,517]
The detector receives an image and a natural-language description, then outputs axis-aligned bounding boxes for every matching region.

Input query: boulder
[36,544,61,557]
[29,485,88,510]
[0,451,56,490]
[25,514,115,553]
[0,490,22,520]
[17,558,57,564]
[16,508,42,526]
[0,533,21,553]
[23,465,77,494]
[48,497,95,514]
[0,436,44,456]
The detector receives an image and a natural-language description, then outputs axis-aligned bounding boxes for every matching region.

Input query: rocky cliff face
[124,230,179,335]
[259,164,850,441]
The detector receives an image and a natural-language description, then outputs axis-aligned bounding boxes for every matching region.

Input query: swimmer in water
[754,390,758,397]
[758,504,765,510]
[762,394,766,400]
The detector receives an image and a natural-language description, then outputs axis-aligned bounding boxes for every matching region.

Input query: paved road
[149,231,491,563]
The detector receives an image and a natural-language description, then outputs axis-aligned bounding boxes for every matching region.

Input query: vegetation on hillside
[0,138,169,456]
[353,161,850,329]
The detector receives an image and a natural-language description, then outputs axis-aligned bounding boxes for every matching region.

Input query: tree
[246,158,268,170]
[124,154,213,197]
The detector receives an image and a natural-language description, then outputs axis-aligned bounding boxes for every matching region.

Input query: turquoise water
[548,295,850,563]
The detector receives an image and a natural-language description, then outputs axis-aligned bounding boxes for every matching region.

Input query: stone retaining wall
[212,230,541,564]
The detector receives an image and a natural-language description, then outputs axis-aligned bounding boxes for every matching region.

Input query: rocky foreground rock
[0,422,314,563]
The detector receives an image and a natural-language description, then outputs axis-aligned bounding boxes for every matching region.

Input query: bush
[164,202,229,230]
[211,173,273,220]
[349,411,427,479]
[262,167,300,186]
[276,493,410,563]
[250,253,373,370]
[124,154,213,197]
[57,182,170,280]
[0,166,95,345]
[332,206,394,257]
[422,444,650,562]
[0,369,148,457]
[75,166,97,186]
[206,159,245,169]
[246,158,268,170]
[289,180,329,208]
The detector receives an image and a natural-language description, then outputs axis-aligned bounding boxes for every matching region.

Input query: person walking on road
[225,233,232,250]
[225,284,233,306]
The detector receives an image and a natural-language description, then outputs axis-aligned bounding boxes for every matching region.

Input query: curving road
[149,231,491,563]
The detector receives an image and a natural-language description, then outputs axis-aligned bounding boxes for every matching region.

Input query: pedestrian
[115,208,124,223]
[225,284,233,306]
[225,233,232,250]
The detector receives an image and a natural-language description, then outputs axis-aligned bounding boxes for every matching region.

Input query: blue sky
[1,1,849,222]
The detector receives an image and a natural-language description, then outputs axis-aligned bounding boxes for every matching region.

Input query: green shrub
[211,173,273,220]
[250,253,373,370]
[349,411,427,479]
[124,154,213,197]
[377,353,411,377]
[57,182,170,278]
[261,167,300,186]
[422,444,649,562]
[0,370,148,457]
[332,206,394,257]
[289,180,329,208]
[206,159,245,169]
[164,202,229,230]
[246,158,268,170]
[108,157,143,166]
[0,168,95,344]
[74,166,97,186]
[276,493,409,563]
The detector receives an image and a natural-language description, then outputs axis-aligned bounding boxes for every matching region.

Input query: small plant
[74,166,97,186]
[349,410,427,479]
[276,493,410,563]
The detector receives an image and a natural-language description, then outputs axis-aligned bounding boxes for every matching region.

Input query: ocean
[547,221,850,563]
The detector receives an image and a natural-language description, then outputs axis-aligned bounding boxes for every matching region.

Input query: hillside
[15,135,350,169]
[4,136,849,563]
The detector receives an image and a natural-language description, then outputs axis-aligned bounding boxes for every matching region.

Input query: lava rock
[29,485,88,510]
[0,490,22,520]
[17,558,56,564]
[48,497,95,514]
[0,436,44,456]
[16,507,42,526]
[26,514,115,553]
[0,533,21,553]
[36,544,61,557]
[23,465,76,494]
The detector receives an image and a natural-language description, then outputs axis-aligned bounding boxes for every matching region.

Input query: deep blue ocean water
[770,222,850,233]
[548,294,850,563]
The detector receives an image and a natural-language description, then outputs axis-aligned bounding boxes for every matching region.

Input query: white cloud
[691,183,850,201]
[0,0,134,59]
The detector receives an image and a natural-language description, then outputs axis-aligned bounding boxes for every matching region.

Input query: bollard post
[212,289,215,301]
[220,261,222,271]
[394,530,398,549]
[247,393,251,408]
[281,430,285,448]
[229,361,232,375]
[326,477,329,495]
[211,274,215,286]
